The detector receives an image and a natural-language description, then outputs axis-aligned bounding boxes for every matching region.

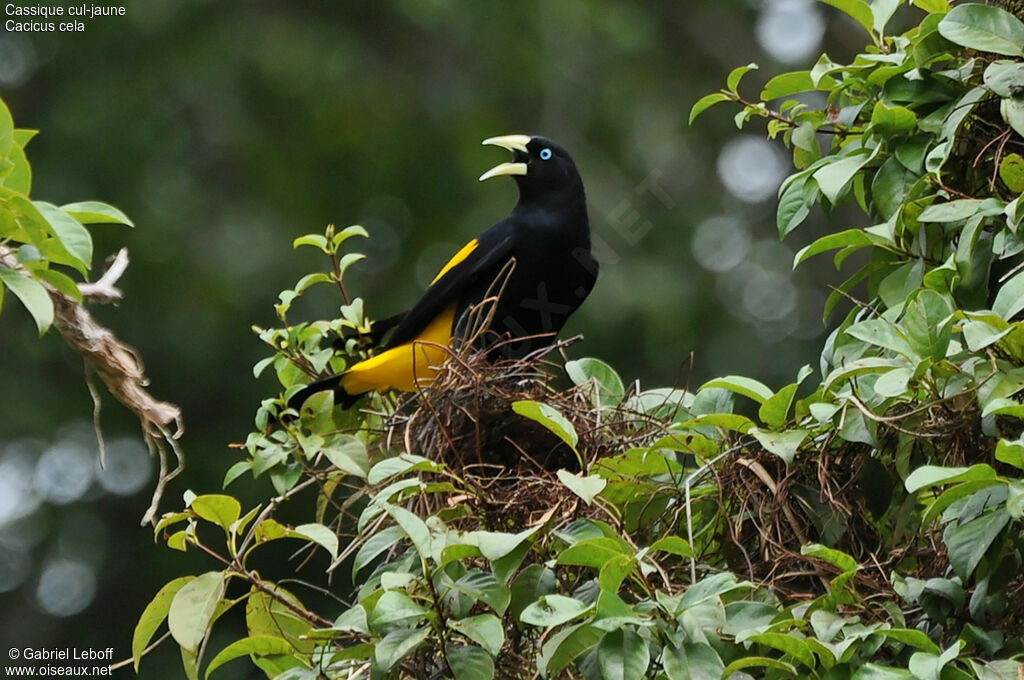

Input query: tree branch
[0,245,184,525]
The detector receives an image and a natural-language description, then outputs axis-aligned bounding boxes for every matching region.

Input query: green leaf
[333,224,369,245]
[367,454,435,484]
[649,536,695,558]
[375,626,430,671]
[905,464,998,492]
[801,543,859,571]
[662,642,725,680]
[689,93,731,124]
[699,375,773,404]
[539,624,604,677]
[292,523,339,561]
[814,152,874,204]
[749,632,816,669]
[750,428,809,464]
[0,267,53,334]
[190,495,241,532]
[945,507,1011,580]
[824,358,908,393]
[794,229,874,266]
[918,199,984,223]
[245,585,314,654]
[321,434,369,478]
[993,269,1024,320]
[995,438,1024,470]
[1002,95,1024,138]
[292,234,329,251]
[871,0,899,33]
[903,289,953,360]
[31,267,81,301]
[448,645,495,680]
[912,0,950,13]
[851,663,916,679]
[510,565,556,624]
[35,202,92,269]
[520,595,592,627]
[453,571,510,616]
[451,614,505,657]
[873,629,941,654]
[815,0,875,34]
[60,201,134,227]
[721,655,798,678]
[181,647,200,680]
[759,383,799,429]
[556,470,606,505]
[778,174,815,238]
[512,400,578,449]
[937,3,1024,56]
[557,537,629,568]
[1008,481,1024,519]
[599,555,635,593]
[0,98,13,156]
[984,61,1024,98]
[133,577,194,671]
[874,367,913,397]
[871,102,917,135]
[205,636,295,679]
[845,318,916,357]
[566,357,625,406]
[13,128,37,148]
[679,412,756,434]
[727,63,758,92]
[168,571,226,653]
[380,503,432,559]
[761,71,821,100]
[370,591,429,628]
[872,156,919,220]
[998,153,1024,193]
[597,629,650,680]
[354,527,405,580]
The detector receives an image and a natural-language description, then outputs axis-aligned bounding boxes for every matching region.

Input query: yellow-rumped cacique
[288,134,598,412]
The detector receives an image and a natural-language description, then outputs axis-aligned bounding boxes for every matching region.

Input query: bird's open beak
[479,134,531,181]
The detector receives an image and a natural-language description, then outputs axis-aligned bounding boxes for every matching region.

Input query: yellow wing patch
[340,304,457,395]
[431,238,478,284]
[339,239,476,396]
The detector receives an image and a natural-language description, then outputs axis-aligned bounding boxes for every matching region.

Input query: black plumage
[289,134,597,412]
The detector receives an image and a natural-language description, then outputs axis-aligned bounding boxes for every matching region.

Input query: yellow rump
[340,304,457,395]
[339,239,478,396]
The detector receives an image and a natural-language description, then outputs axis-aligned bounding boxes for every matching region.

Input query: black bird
[288,134,597,411]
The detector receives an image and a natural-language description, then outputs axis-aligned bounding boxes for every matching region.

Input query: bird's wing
[384,225,515,348]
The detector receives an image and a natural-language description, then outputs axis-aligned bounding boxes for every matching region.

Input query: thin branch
[78,247,129,301]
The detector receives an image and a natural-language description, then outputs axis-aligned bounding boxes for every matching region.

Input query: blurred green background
[0,0,866,676]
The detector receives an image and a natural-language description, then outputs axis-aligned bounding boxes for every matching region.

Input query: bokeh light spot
[716,136,787,204]
[692,216,751,273]
[756,0,825,65]
[36,560,97,617]
[34,439,94,505]
[0,445,43,525]
[95,438,152,496]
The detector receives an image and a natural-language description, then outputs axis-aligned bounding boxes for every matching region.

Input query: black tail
[286,373,361,415]
[331,310,409,352]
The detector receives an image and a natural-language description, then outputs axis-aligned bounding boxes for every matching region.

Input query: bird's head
[479,134,583,203]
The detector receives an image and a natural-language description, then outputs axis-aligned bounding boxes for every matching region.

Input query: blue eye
[539,148,553,161]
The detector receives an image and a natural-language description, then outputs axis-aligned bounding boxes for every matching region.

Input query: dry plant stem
[0,245,183,525]
[238,475,322,558]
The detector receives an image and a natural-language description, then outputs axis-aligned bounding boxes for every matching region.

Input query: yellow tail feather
[340,304,456,395]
